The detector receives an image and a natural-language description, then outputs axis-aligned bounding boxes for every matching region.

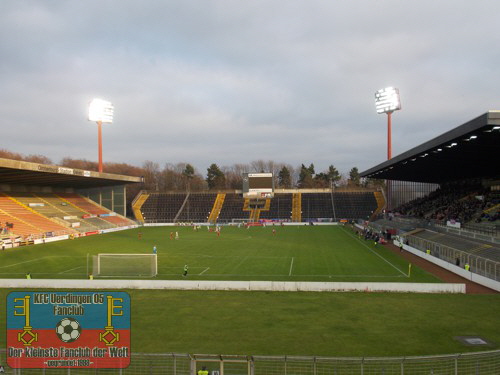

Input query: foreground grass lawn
[1,289,499,357]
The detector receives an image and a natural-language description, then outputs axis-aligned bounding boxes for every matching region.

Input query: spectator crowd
[394,181,500,225]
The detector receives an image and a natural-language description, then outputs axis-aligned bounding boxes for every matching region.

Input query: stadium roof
[0,158,142,188]
[360,111,500,184]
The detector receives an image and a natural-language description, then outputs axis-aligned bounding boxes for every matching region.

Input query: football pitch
[1,225,500,357]
[0,225,436,282]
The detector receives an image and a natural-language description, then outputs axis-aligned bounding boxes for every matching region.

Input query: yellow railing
[243,198,271,222]
[132,193,150,222]
[372,191,386,218]
[291,193,302,222]
[208,193,225,223]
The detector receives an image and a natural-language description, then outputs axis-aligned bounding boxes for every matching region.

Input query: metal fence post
[190,355,196,375]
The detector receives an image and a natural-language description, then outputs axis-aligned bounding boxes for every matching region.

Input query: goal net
[92,253,158,277]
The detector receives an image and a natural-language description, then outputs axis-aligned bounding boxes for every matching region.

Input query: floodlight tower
[88,98,114,173]
[375,87,401,159]
[374,87,401,211]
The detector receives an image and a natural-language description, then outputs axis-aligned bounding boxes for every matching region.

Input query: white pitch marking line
[0,257,48,269]
[343,228,407,277]
[0,255,84,270]
[58,266,84,274]
[289,257,294,276]
[199,267,210,275]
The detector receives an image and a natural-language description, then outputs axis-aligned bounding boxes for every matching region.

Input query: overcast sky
[1,1,499,176]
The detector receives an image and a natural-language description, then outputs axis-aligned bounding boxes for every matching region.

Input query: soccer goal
[92,254,158,277]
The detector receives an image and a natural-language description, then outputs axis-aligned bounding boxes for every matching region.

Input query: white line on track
[289,257,294,276]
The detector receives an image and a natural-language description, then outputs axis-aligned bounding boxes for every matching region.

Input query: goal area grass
[1,225,499,357]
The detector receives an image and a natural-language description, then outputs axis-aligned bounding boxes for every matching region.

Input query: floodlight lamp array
[88,98,114,123]
[464,135,477,141]
[375,87,401,114]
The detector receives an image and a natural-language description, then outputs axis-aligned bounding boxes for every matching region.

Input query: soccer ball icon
[55,317,82,343]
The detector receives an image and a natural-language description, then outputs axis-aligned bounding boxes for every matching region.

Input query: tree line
[0,149,384,195]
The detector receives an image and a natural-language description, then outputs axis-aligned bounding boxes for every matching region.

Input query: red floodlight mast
[375,87,401,160]
[374,87,401,211]
[88,99,114,173]
[387,111,393,159]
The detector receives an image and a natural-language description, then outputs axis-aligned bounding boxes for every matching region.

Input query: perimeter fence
[406,235,500,282]
[1,349,500,375]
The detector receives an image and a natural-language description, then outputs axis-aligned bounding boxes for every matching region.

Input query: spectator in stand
[394,180,494,226]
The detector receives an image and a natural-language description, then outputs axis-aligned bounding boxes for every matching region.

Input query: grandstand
[0,190,137,240]
[133,189,381,224]
[361,111,500,287]
[0,158,140,244]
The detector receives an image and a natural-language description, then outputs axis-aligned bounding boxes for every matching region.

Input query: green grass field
[1,289,499,357]
[1,225,500,357]
[0,225,436,282]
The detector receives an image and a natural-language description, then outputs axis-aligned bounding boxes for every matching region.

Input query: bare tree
[222,163,248,189]
[24,154,53,164]
[0,149,24,161]
[60,158,98,171]
[142,160,161,191]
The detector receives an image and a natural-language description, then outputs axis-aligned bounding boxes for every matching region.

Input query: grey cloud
[1,0,500,175]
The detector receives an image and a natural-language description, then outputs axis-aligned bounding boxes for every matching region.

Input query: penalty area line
[289,257,294,276]
[58,266,85,274]
[198,267,210,275]
[0,255,86,270]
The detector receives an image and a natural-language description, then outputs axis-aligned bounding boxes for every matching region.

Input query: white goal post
[92,253,158,278]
